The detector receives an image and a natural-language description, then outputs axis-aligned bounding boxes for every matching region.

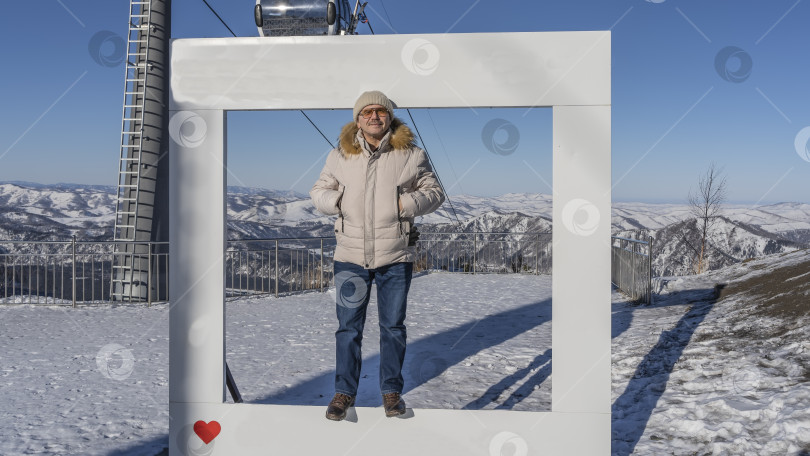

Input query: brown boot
[325,393,355,421]
[382,392,406,417]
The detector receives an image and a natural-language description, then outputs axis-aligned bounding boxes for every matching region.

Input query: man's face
[356,104,392,140]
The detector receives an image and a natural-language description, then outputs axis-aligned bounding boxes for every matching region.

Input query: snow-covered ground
[613,249,810,455]
[1,250,808,455]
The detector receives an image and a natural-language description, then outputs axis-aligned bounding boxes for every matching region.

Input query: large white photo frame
[168,31,611,455]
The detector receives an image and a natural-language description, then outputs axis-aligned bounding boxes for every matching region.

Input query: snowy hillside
[0,183,116,240]
[427,194,810,239]
[0,249,807,455]
[612,248,810,454]
[1,183,807,277]
[426,196,808,276]
[616,216,805,277]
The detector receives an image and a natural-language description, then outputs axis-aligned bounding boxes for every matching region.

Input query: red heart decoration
[193,420,221,444]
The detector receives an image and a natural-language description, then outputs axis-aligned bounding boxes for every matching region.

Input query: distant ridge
[0,181,309,199]
[0,181,117,193]
[225,185,307,199]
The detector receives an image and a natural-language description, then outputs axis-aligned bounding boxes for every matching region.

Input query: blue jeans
[333,260,413,397]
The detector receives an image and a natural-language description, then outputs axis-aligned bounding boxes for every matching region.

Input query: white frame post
[169,31,611,455]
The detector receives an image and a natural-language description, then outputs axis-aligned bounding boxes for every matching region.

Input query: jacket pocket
[396,186,400,229]
[334,215,344,234]
[396,185,405,234]
[336,184,345,213]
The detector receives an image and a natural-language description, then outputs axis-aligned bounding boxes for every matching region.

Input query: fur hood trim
[338,118,416,156]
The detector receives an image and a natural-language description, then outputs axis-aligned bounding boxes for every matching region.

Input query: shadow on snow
[611,284,724,456]
[254,297,553,408]
[112,284,723,456]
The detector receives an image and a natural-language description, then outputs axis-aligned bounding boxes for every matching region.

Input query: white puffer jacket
[310,118,445,269]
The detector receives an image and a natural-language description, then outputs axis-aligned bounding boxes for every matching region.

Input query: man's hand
[408,224,420,246]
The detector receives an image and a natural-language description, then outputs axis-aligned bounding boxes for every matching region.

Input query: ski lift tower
[111,0,171,301]
[111,0,359,302]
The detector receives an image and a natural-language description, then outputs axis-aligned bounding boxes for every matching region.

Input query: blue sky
[1,0,808,204]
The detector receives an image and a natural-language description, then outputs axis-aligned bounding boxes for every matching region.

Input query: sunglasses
[360,107,390,119]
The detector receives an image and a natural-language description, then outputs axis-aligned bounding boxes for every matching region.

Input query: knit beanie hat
[353,90,394,120]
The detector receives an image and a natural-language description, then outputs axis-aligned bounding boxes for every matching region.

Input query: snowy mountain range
[1,182,808,276]
[0,182,117,240]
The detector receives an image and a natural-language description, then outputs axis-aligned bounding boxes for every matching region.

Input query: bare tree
[688,163,727,274]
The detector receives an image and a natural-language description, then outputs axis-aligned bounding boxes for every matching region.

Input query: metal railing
[611,236,653,304]
[2,232,554,305]
[0,238,169,307]
[225,237,336,298]
[224,232,553,298]
[415,232,552,274]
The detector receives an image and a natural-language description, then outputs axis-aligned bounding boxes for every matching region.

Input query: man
[310,90,445,420]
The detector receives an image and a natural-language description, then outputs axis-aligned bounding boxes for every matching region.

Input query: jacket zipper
[338,188,345,233]
[396,185,403,235]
